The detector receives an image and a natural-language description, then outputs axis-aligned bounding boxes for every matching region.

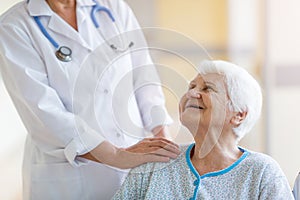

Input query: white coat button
[104,89,109,94]
[116,133,121,137]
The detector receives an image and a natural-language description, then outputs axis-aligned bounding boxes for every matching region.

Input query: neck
[46,0,77,30]
[46,0,76,10]
[191,130,242,175]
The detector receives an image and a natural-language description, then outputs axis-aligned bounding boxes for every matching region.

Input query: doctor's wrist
[79,152,99,163]
[79,141,135,169]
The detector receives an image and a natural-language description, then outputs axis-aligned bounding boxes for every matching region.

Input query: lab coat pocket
[31,162,85,200]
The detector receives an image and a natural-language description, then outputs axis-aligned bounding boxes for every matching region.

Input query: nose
[186,88,201,98]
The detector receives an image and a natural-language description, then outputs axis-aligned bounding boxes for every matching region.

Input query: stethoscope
[32,0,134,62]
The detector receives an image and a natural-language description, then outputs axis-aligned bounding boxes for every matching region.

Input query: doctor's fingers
[125,138,180,155]
[125,146,179,162]
[145,147,179,159]
[115,149,171,169]
[148,137,180,148]
[146,139,180,155]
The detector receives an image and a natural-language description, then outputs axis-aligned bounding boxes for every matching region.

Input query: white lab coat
[294,173,300,200]
[0,0,171,199]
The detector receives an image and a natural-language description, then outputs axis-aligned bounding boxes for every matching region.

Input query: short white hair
[197,60,263,140]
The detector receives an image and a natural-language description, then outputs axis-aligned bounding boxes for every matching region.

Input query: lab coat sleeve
[293,173,300,200]
[0,23,105,166]
[114,0,173,132]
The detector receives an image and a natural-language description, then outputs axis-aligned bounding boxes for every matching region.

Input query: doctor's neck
[46,0,78,31]
[46,0,76,10]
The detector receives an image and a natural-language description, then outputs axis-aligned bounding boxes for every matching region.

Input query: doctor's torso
[0,0,146,146]
[0,0,151,199]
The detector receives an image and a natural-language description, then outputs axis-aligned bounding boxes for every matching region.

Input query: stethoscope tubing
[91,1,115,28]
[33,16,59,49]
[32,0,133,62]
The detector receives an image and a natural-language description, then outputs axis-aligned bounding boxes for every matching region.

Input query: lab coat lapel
[27,0,52,16]
[47,15,89,49]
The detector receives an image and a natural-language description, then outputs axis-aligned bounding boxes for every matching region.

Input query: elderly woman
[113,60,293,200]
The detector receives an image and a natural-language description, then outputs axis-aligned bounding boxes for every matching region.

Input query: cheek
[202,93,212,106]
[179,95,187,115]
[204,93,226,111]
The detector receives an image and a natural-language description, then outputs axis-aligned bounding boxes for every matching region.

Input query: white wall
[227,0,266,154]
[266,0,300,186]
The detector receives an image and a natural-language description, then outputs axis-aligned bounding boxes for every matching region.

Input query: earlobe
[230,112,247,127]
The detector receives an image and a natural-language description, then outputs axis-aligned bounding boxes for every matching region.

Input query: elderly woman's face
[179,73,230,136]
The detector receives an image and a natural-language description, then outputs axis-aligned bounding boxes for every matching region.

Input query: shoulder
[242,149,286,177]
[245,150,279,166]
[242,150,294,199]
[0,1,32,39]
[0,2,34,50]
[129,144,190,175]
[0,2,28,24]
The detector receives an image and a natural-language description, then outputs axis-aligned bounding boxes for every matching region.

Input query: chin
[181,120,199,137]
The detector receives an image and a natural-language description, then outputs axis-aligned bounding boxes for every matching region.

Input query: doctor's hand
[80,138,180,169]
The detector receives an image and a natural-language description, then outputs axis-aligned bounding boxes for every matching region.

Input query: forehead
[191,73,225,85]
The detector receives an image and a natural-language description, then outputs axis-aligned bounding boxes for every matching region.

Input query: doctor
[0,0,180,199]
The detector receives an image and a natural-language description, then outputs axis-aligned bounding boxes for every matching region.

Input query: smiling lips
[185,103,205,110]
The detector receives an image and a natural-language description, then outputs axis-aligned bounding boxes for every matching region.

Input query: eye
[188,83,196,90]
[202,86,215,92]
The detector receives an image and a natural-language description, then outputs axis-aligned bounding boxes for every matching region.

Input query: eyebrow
[204,81,216,87]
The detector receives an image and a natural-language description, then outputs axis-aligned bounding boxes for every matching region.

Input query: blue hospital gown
[113,144,294,200]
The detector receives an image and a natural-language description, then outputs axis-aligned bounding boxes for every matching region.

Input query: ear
[230,111,247,127]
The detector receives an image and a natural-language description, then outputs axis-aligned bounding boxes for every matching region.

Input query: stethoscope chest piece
[55,46,72,62]
[33,0,134,62]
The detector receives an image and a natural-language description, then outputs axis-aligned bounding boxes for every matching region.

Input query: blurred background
[1,0,300,199]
